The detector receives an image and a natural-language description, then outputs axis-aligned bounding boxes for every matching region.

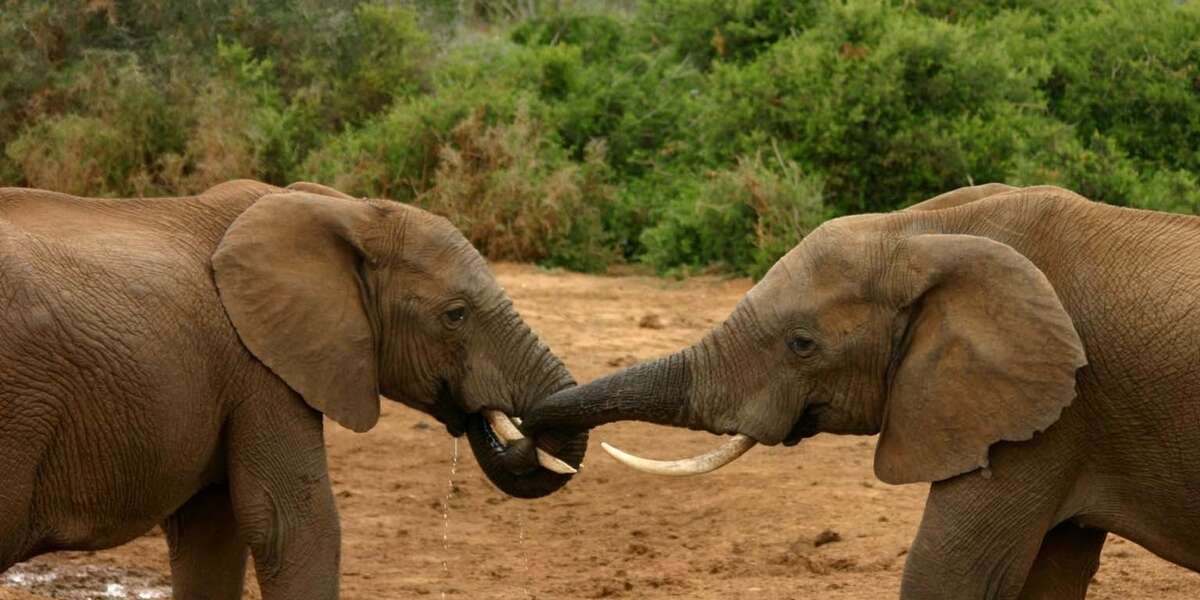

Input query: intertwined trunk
[522,346,703,435]
[467,316,588,499]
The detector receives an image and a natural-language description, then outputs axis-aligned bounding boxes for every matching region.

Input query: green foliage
[641,154,827,277]
[5,52,187,195]
[1047,0,1200,173]
[3,0,1200,277]
[676,1,1054,212]
[418,105,617,271]
[640,0,822,68]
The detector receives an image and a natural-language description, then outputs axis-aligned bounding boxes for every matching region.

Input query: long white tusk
[600,434,756,476]
[483,410,577,475]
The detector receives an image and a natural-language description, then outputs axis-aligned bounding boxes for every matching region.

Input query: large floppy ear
[212,192,383,432]
[874,234,1086,484]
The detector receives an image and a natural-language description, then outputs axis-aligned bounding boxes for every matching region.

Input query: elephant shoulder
[0,217,44,313]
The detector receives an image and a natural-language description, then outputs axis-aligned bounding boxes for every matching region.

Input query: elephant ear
[874,234,1086,485]
[213,192,383,432]
[285,181,357,200]
[904,183,1017,212]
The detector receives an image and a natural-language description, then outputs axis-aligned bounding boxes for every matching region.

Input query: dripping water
[517,508,531,599]
[441,437,459,600]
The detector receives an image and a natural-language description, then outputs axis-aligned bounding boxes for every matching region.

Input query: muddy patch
[3,562,169,600]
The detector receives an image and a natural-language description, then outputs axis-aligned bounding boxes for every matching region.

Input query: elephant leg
[164,486,247,600]
[900,468,1073,599]
[0,501,32,571]
[1016,523,1106,600]
[227,399,340,600]
[0,442,40,569]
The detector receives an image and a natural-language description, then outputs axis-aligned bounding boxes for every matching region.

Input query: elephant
[0,179,585,599]
[524,184,1200,599]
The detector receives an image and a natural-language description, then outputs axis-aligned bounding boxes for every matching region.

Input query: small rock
[412,420,432,430]
[607,354,639,367]
[638,314,665,329]
[814,529,842,547]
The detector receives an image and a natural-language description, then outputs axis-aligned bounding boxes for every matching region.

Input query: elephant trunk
[466,327,588,499]
[520,351,697,433]
[523,335,758,477]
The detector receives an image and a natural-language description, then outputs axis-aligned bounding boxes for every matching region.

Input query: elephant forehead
[754,240,872,301]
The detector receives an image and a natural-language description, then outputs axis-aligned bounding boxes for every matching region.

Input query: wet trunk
[466,322,589,499]
[465,414,587,499]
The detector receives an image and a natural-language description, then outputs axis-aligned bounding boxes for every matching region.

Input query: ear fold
[874,234,1086,484]
[212,192,383,432]
[286,181,357,200]
[904,183,1017,212]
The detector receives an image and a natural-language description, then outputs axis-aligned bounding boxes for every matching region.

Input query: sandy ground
[3,262,1198,599]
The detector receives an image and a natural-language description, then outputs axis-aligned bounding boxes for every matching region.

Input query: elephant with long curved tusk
[524,184,1200,599]
[0,179,584,599]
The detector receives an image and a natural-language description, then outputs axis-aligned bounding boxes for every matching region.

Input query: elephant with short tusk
[0,179,585,599]
[524,184,1200,599]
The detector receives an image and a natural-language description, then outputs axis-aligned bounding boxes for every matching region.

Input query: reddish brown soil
[3,263,1198,599]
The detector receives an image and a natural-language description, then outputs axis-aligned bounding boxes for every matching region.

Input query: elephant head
[524,187,1086,485]
[211,189,585,498]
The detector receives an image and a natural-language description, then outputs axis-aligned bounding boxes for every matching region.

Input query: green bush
[676,1,1053,212]
[417,105,618,271]
[1047,0,1200,173]
[640,0,822,68]
[641,154,827,277]
[298,34,574,200]
[7,114,135,196]
[5,52,185,196]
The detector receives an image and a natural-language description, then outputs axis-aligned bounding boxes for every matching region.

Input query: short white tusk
[600,434,757,476]
[483,410,577,475]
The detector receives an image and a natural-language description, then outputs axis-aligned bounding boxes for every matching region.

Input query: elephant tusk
[483,410,578,475]
[600,434,757,476]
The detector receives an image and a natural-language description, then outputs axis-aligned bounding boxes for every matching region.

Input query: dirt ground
[3,262,1198,599]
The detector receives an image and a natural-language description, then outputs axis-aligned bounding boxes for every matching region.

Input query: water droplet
[518,508,531,599]
[441,437,459,600]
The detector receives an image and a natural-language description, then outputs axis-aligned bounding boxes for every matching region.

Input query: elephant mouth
[465,411,588,499]
[430,380,580,475]
[475,411,578,474]
[782,403,826,446]
[427,381,471,437]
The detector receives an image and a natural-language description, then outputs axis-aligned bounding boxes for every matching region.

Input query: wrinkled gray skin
[526,184,1200,599]
[0,180,585,599]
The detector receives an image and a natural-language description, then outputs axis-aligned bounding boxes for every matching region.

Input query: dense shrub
[3,0,1199,276]
[1047,0,1200,173]
[674,1,1054,211]
[639,0,823,68]
[417,105,617,271]
[641,154,827,278]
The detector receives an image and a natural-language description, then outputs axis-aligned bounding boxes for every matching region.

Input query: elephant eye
[788,334,817,357]
[443,305,468,328]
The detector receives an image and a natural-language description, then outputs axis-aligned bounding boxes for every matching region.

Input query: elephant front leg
[165,486,248,600]
[900,471,1072,599]
[1016,523,1106,600]
[227,401,341,600]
